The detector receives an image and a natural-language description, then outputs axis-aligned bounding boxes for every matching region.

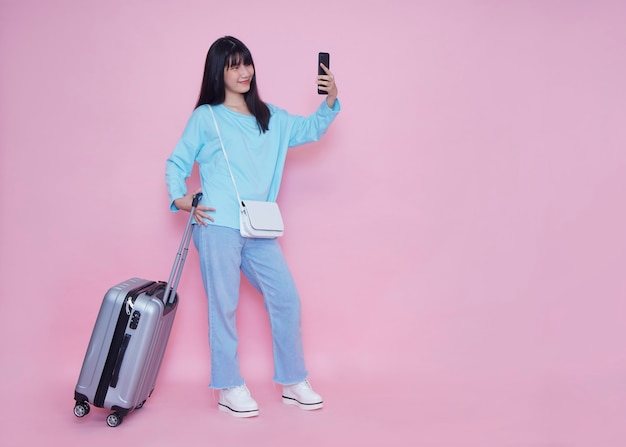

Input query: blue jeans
[192,224,308,389]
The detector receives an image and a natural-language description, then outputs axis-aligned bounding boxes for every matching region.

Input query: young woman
[165,36,340,418]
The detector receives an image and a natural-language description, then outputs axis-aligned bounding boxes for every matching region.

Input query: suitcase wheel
[106,412,123,428]
[73,402,90,418]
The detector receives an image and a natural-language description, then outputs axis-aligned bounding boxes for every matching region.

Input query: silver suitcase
[73,194,201,427]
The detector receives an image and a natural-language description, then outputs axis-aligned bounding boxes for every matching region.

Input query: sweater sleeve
[286,99,341,148]
[165,107,208,211]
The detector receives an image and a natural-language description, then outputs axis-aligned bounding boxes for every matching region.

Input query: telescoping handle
[163,192,202,305]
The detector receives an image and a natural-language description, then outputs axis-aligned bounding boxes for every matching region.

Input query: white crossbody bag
[208,105,284,238]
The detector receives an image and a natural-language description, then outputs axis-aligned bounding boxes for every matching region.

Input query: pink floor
[3,369,625,446]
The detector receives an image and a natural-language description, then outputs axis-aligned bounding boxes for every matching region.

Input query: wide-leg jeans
[192,224,308,389]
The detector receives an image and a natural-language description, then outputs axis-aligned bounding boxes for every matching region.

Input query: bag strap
[208,105,243,206]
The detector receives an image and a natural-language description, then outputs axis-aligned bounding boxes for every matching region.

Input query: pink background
[1,0,625,445]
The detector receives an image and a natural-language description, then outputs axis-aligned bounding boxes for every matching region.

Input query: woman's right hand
[173,188,215,225]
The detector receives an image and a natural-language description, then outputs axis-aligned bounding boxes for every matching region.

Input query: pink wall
[2,0,625,444]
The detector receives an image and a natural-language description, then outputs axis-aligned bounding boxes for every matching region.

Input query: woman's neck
[223,93,251,115]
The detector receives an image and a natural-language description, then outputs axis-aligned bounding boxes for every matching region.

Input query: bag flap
[242,201,284,231]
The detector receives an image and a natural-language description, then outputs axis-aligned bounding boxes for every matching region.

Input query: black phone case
[318,52,330,95]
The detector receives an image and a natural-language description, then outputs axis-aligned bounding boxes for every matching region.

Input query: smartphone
[318,52,330,95]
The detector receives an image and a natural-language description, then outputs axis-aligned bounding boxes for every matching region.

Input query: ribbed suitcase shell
[74,277,177,425]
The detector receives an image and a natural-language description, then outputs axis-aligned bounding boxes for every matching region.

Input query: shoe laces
[293,379,312,391]
[225,384,250,397]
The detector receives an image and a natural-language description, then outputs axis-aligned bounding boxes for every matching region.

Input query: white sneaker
[282,380,323,410]
[218,384,259,418]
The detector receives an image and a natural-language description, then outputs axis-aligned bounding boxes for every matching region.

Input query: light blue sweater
[165,99,341,229]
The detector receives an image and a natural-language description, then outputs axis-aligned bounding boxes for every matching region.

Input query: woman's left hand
[318,63,338,108]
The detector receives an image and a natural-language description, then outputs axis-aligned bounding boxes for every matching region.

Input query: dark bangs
[225,47,253,69]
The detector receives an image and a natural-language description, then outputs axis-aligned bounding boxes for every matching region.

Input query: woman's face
[223,60,254,96]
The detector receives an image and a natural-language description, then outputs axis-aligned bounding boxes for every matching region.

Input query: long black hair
[195,36,270,133]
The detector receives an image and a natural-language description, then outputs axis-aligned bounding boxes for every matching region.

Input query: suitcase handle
[191,193,202,208]
[163,192,202,305]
